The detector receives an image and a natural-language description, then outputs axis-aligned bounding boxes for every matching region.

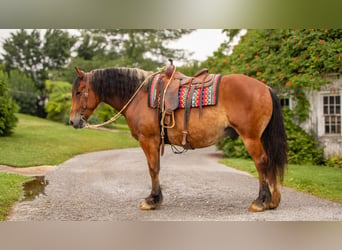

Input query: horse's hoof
[139,193,163,210]
[140,199,161,210]
[248,200,267,212]
[269,190,281,209]
[140,200,156,210]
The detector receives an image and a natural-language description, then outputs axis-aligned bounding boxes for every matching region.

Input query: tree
[0,72,18,136]
[207,29,342,122]
[2,30,43,89]
[76,29,193,68]
[6,70,38,115]
[76,30,108,60]
[57,29,194,83]
[2,29,77,117]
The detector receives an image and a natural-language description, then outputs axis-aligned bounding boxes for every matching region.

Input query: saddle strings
[160,65,177,133]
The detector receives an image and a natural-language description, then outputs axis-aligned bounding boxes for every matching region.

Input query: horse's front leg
[139,136,163,210]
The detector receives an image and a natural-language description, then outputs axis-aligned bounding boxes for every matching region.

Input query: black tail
[261,88,288,183]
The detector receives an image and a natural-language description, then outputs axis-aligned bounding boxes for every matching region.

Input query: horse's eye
[76,91,81,97]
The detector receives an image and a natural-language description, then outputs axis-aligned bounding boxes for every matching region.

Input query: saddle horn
[165,59,175,78]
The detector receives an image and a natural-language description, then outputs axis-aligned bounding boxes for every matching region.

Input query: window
[323,95,341,134]
[280,97,290,108]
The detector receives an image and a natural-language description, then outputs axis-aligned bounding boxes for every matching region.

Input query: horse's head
[69,67,99,128]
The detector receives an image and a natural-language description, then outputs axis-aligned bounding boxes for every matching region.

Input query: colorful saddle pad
[148,74,221,109]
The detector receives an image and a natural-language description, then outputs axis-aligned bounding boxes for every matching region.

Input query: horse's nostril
[69,120,74,126]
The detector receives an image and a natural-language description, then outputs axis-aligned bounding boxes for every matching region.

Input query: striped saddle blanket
[148,74,221,109]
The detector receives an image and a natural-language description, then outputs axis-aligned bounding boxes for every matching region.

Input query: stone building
[300,74,342,156]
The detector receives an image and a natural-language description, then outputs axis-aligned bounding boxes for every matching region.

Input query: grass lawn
[221,158,342,203]
[0,173,32,220]
[0,114,139,220]
[0,114,139,167]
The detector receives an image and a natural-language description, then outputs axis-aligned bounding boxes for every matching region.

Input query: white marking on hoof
[140,200,156,210]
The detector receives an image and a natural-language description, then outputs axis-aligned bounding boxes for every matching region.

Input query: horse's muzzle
[69,115,86,129]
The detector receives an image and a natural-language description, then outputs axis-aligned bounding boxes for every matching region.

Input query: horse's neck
[103,95,126,112]
[100,81,141,113]
[94,67,151,112]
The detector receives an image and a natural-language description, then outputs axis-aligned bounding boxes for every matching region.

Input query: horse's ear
[75,67,84,79]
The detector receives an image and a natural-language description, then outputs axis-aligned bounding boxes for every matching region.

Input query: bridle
[79,71,92,118]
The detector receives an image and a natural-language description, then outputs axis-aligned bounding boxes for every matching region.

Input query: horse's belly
[167,106,229,148]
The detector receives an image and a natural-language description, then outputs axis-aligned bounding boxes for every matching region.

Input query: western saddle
[157,59,216,154]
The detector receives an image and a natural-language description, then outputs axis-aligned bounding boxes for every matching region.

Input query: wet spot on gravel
[22,176,49,201]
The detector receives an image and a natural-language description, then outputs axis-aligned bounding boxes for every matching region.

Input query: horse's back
[220,74,271,107]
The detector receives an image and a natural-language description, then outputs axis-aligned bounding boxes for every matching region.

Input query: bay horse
[69,66,287,212]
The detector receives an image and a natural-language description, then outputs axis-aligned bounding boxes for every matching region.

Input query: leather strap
[181,81,195,148]
[81,72,92,117]
[198,75,208,118]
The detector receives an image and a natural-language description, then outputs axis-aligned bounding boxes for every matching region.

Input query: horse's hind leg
[242,137,281,212]
[139,137,163,210]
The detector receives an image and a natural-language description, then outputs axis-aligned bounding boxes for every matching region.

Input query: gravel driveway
[8,146,342,221]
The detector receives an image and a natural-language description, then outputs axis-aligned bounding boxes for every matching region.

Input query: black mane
[91,67,151,102]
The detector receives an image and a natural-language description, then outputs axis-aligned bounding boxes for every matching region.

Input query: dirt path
[8,146,342,221]
[0,165,57,176]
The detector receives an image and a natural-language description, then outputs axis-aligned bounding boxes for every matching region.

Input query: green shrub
[5,70,38,115]
[45,80,119,126]
[0,78,18,136]
[325,156,342,168]
[216,137,250,159]
[283,108,325,165]
[45,80,72,124]
[87,103,118,127]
